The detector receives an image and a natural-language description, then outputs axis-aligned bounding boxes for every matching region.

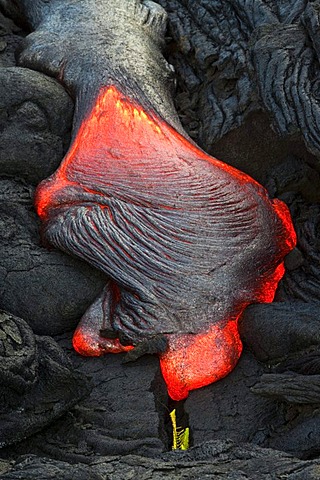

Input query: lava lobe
[35,85,296,400]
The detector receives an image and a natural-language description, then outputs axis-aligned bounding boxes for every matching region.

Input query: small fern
[170,409,189,450]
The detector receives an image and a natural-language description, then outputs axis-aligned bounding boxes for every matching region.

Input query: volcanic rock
[0,178,106,335]
[2,441,320,479]
[240,302,320,362]
[263,156,320,303]
[0,332,166,459]
[0,311,90,448]
[0,9,24,68]
[158,0,320,182]
[0,66,73,184]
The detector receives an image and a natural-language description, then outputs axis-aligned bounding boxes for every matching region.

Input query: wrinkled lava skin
[35,86,296,400]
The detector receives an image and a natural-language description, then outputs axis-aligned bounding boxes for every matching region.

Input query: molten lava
[35,85,296,401]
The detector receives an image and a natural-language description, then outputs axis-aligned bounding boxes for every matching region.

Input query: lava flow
[35,85,296,401]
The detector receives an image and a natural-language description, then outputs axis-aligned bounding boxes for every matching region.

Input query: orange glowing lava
[36,85,264,220]
[35,85,297,401]
[160,320,243,401]
[72,326,133,356]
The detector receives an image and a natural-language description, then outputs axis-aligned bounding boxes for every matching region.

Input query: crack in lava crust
[35,85,297,400]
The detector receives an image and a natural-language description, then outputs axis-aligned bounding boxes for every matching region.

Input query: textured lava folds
[35,85,296,400]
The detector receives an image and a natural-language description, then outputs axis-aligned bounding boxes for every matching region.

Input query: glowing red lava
[72,326,133,356]
[35,85,296,400]
[36,86,266,220]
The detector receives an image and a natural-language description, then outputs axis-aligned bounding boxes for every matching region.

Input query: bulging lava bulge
[35,86,296,400]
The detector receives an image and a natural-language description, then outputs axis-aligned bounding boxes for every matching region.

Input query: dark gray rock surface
[0,332,166,459]
[0,66,73,184]
[240,303,320,362]
[239,302,320,458]
[0,10,24,68]
[0,0,73,184]
[277,197,320,303]
[0,311,90,448]
[159,0,320,164]
[2,441,320,479]
[3,327,320,461]
[264,156,320,303]
[0,178,106,335]
[185,359,320,460]
[185,352,283,448]
[158,0,320,181]
[185,346,320,459]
